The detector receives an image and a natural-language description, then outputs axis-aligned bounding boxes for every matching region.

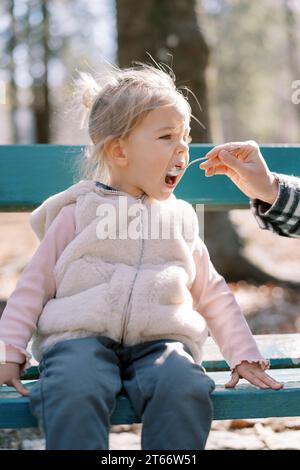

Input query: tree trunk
[30,0,50,143]
[7,0,18,143]
[116,0,210,141]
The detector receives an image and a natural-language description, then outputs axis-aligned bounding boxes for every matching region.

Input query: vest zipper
[120,193,146,344]
[94,181,146,344]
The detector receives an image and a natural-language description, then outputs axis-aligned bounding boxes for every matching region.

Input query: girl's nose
[177,140,189,153]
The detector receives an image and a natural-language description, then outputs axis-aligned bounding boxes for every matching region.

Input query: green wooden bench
[1,144,300,428]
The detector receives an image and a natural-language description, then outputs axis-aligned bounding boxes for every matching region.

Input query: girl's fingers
[242,372,269,389]
[225,370,240,388]
[245,367,284,389]
[257,373,284,389]
[241,369,284,390]
[225,367,284,390]
[11,378,29,396]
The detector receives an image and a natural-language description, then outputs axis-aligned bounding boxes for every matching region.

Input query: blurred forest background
[1,0,300,143]
[1,0,300,450]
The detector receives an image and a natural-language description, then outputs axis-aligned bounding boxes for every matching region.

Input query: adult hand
[200,140,279,205]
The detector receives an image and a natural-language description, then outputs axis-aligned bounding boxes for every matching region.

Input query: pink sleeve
[0,204,76,369]
[190,237,269,370]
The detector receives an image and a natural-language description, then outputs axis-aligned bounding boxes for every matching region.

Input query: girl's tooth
[167,167,182,176]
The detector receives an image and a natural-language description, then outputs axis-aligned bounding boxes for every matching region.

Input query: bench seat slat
[20,334,300,380]
[209,368,300,420]
[1,368,300,428]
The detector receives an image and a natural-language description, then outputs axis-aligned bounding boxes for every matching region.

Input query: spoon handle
[186,156,207,169]
[185,145,243,170]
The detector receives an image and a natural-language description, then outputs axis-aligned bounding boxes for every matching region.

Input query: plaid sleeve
[250,173,300,238]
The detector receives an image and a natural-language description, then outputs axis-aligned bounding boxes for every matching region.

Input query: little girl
[0,62,282,450]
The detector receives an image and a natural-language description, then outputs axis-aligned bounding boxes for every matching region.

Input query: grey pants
[29,336,215,450]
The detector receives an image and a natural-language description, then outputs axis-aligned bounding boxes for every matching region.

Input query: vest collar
[94,180,146,201]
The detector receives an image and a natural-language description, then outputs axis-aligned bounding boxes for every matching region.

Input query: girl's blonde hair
[71,60,195,184]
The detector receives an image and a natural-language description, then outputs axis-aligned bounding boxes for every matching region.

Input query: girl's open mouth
[164,173,178,188]
[164,166,182,188]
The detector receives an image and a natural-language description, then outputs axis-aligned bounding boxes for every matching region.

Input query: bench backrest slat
[1,144,300,209]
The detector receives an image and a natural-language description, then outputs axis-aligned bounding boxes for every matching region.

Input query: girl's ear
[104,137,128,167]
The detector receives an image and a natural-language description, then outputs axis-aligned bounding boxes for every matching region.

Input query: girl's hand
[0,362,29,396]
[199,140,279,205]
[225,361,284,390]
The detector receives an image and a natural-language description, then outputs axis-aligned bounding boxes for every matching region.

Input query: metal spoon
[167,156,208,177]
[167,145,242,176]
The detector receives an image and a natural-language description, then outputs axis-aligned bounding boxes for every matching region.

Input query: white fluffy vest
[29,180,208,362]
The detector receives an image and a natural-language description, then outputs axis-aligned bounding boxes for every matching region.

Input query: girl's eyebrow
[156,126,177,132]
[155,126,191,133]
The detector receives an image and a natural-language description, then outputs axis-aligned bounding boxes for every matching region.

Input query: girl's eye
[159,135,192,143]
[160,135,172,139]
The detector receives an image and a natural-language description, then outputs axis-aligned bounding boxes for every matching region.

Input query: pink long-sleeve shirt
[0,205,76,367]
[0,201,268,371]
